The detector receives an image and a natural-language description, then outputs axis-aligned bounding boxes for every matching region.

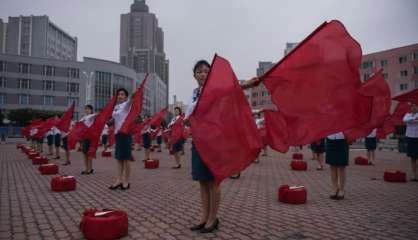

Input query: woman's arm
[241,77,261,90]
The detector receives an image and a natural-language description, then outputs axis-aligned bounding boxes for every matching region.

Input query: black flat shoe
[109,183,122,190]
[190,222,206,231]
[172,164,181,169]
[229,173,241,179]
[336,191,345,200]
[121,183,130,190]
[330,190,339,200]
[81,171,88,175]
[200,219,219,233]
[411,178,418,182]
[88,169,94,174]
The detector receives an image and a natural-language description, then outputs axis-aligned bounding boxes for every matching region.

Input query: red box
[278,185,307,204]
[101,151,112,157]
[384,171,407,183]
[32,156,48,165]
[292,153,303,160]
[39,164,59,175]
[354,156,369,165]
[51,176,76,192]
[28,152,40,160]
[144,159,159,169]
[79,209,128,240]
[290,160,307,171]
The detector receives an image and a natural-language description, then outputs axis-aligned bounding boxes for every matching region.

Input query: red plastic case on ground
[32,156,48,165]
[290,160,307,171]
[278,185,307,204]
[101,151,112,157]
[39,163,59,175]
[354,156,369,165]
[384,171,407,183]
[79,209,128,240]
[51,176,76,192]
[144,159,159,169]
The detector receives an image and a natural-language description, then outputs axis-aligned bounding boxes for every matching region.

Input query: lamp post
[82,71,94,105]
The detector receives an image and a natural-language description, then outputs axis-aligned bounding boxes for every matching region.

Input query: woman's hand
[241,77,261,90]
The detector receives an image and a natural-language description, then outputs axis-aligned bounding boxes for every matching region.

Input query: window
[0,61,7,72]
[259,100,265,105]
[67,97,79,106]
[383,73,388,80]
[252,101,257,107]
[261,91,270,97]
[0,93,6,104]
[399,56,407,64]
[400,83,408,91]
[252,92,259,98]
[18,94,30,104]
[400,70,408,77]
[67,82,79,93]
[43,65,55,76]
[380,60,388,67]
[362,61,373,69]
[67,68,79,78]
[0,77,6,88]
[414,51,418,60]
[18,63,30,74]
[43,96,54,105]
[43,80,55,91]
[363,73,370,81]
[415,66,418,74]
[18,79,31,89]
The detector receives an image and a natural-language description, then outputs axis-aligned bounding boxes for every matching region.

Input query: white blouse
[327,132,345,140]
[185,87,201,119]
[80,113,97,128]
[112,100,131,134]
[366,128,377,138]
[403,112,418,138]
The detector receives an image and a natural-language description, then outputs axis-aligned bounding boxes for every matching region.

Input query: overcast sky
[1,0,417,103]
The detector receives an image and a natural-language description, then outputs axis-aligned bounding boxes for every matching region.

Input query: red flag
[56,102,75,133]
[21,118,43,137]
[33,118,59,139]
[108,126,115,147]
[377,102,411,139]
[263,110,289,153]
[149,108,168,127]
[261,20,372,145]
[393,89,418,105]
[169,116,185,145]
[67,122,88,150]
[189,55,262,185]
[344,70,391,142]
[85,96,117,158]
[119,74,148,134]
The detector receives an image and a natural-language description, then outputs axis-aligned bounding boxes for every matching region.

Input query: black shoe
[172,164,181,169]
[330,190,339,200]
[81,171,88,175]
[229,173,241,179]
[62,162,71,166]
[336,191,345,200]
[88,169,94,174]
[190,222,206,231]
[109,183,122,190]
[200,219,219,233]
[54,156,60,159]
[121,183,130,190]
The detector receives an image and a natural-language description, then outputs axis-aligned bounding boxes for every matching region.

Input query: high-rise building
[284,42,298,56]
[250,62,275,110]
[0,19,7,54]
[3,15,77,61]
[120,0,169,114]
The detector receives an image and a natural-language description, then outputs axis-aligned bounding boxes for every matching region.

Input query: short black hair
[116,88,129,97]
[85,104,94,111]
[193,60,211,74]
[174,106,182,115]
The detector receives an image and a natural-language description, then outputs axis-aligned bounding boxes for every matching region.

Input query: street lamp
[82,71,94,105]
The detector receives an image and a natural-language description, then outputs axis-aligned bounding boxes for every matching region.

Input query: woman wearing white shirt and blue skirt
[109,88,133,190]
[326,132,349,200]
[403,103,418,181]
[365,128,377,165]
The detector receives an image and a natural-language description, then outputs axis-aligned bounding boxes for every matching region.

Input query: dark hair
[85,104,94,112]
[174,107,182,115]
[116,88,129,97]
[193,60,211,73]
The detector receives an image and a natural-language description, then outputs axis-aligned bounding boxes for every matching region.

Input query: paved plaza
[0,139,417,240]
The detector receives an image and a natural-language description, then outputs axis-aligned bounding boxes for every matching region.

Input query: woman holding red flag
[403,103,418,181]
[80,105,96,175]
[168,107,185,169]
[109,88,133,190]
[187,60,259,233]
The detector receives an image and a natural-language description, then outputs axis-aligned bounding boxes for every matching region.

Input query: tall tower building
[4,15,77,60]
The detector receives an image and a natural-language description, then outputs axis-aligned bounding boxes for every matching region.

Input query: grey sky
[1,0,417,103]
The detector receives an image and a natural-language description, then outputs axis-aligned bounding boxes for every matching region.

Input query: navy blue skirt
[54,134,61,147]
[115,133,132,161]
[37,138,44,144]
[191,142,214,182]
[62,137,68,151]
[311,139,325,153]
[142,133,151,149]
[156,136,162,145]
[365,137,377,151]
[406,137,418,160]
[101,134,108,145]
[171,139,184,154]
[47,135,54,146]
[82,139,90,154]
[326,139,349,167]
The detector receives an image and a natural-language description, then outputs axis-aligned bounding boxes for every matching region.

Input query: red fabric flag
[33,118,59,139]
[67,122,88,150]
[261,20,372,145]
[169,116,185,145]
[344,70,391,142]
[189,55,262,185]
[108,126,115,147]
[263,110,289,153]
[119,74,148,134]
[56,102,75,133]
[392,89,418,105]
[85,96,117,158]
[377,102,411,139]
[149,108,168,127]
[21,118,43,137]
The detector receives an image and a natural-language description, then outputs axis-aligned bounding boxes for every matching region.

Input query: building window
[400,83,408,91]
[0,77,6,88]
[0,61,5,72]
[43,65,55,76]
[252,101,257,107]
[95,71,112,109]
[399,56,407,64]
[43,96,54,105]
[67,68,79,78]
[383,73,388,80]
[363,73,370,81]
[18,63,30,74]
[380,60,388,67]
[259,100,265,105]
[43,80,55,91]
[67,82,79,93]
[400,70,408,77]
[252,92,259,98]
[415,66,418,74]
[18,94,30,104]
[362,61,373,69]
[18,79,31,89]
[0,93,6,104]
[67,97,79,106]
[414,51,418,60]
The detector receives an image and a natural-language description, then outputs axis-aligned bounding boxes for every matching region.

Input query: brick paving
[1,139,417,240]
